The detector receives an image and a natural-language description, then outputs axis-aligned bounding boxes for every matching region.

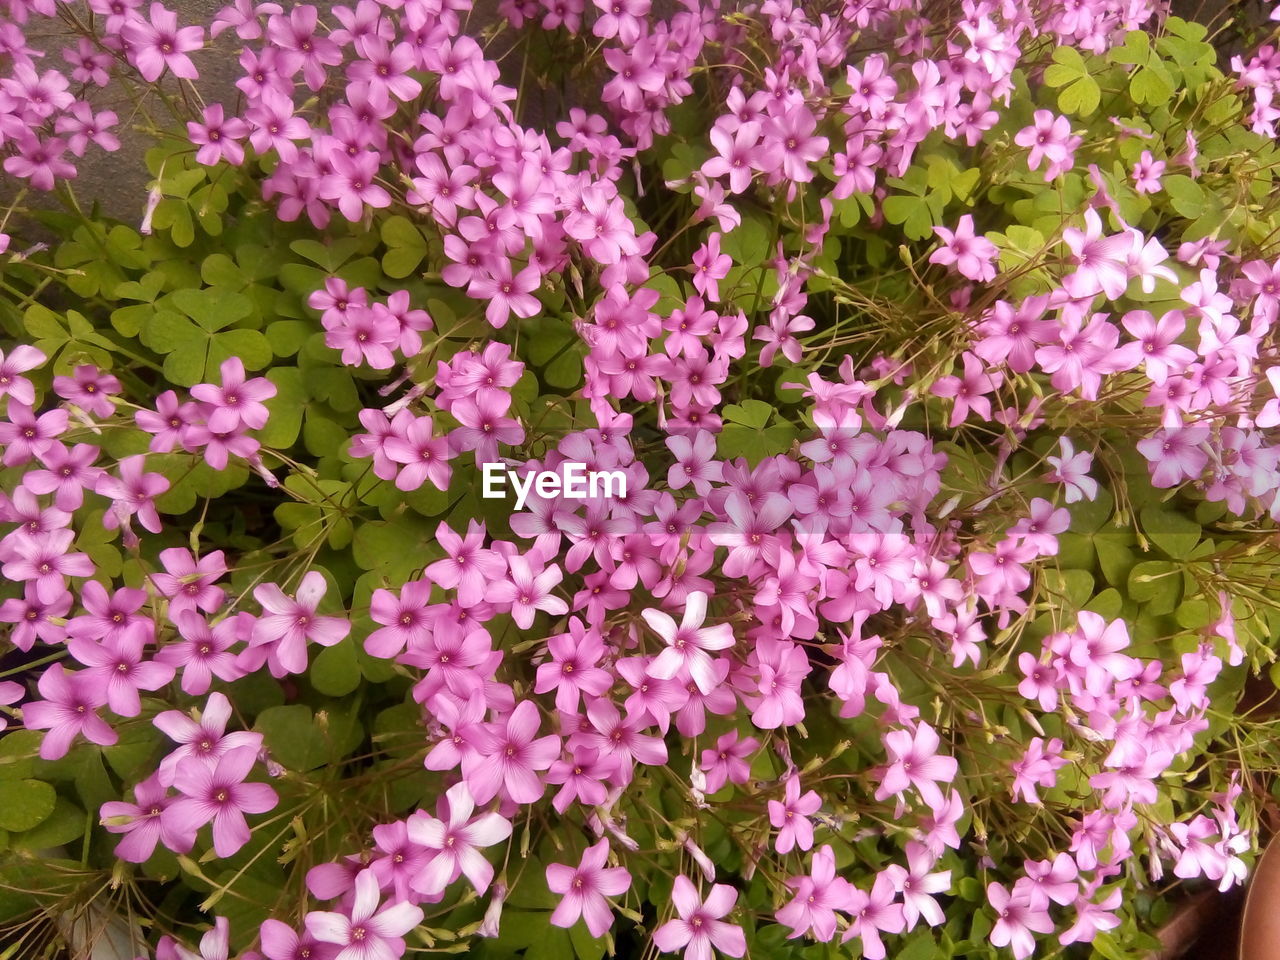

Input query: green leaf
[526,926,573,960]
[1128,559,1182,610]
[722,399,774,429]
[255,705,328,772]
[0,780,56,831]
[1140,504,1201,559]
[381,216,429,279]
[311,638,361,697]
[265,320,312,357]
[9,798,85,851]
[1163,174,1205,219]
[256,367,305,449]
[172,287,253,332]
[569,922,606,960]
[0,731,40,781]
[1044,46,1100,116]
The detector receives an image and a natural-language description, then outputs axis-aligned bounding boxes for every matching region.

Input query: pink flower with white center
[546,839,631,937]
[305,869,423,960]
[154,691,263,787]
[123,3,204,82]
[841,872,905,959]
[23,441,103,511]
[0,400,69,466]
[100,773,183,864]
[0,345,45,405]
[1044,437,1098,503]
[22,663,117,759]
[248,571,351,676]
[1067,611,1135,694]
[534,618,613,713]
[407,782,513,896]
[258,919,337,960]
[2,529,95,603]
[930,351,1003,428]
[485,556,568,629]
[424,520,505,607]
[653,877,746,960]
[52,365,119,418]
[462,699,560,805]
[96,454,171,542]
[1017,653,1061,713]
[698,731,758,794]
[641,591,734,696]
[1010,737,1068,804]
[384,415,453,492]
[1063,208,1132,300]
[708,491,792,579]
[469,259,542,329]
[1013,110,1074,179]
[691,233,731,303]
[152,547,227,616]
[66,621,173,718]
[875,722,958,810]
[767,774,822,853]
[883,842,951,930]
[576,696,669,772]
[1132,150,1166,194]
[191,357,276,434]
[929,215,998,283]
[666,430,722,495]
[775,844,853,941]
[987,881,1053,960]
[165,745,278,857]
[366,579,433,659]
[1136,426,1210,488]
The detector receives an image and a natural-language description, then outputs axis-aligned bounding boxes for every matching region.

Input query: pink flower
[0,345,45,405]
[23,664,117,760]
[1013,111,1076,180]
[247,571,351,676]
[691,233,731,302]
[641,591,735,695]
[775,845,853,940]
[154,691,263,787]
[1136,426,1210,488]
[875,722,957,810]
[768,774,822,853]
[1044,437,1098,503]
[124,3,204,82]
[151,548,227,616]
[67,621,174,718]
[930,351,1003,428]
[408,782,513,896]
[987,881,1053,959]
[698,732,758,793]
[191,357,276,434]
[534,618,612,713]
[841,872,905,959]
[305,869,423,960]
[546,839,631,937]
[929,215,998,282]
[653,876,746,960]
[485,556,568,629]
[164,745,278,857]
[100,774,184,864]
[462,699,560,805]
[1131,150,1166,194]
[883,842,950,930]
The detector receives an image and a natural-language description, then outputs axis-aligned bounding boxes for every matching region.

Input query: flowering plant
[3,0,1280,958]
